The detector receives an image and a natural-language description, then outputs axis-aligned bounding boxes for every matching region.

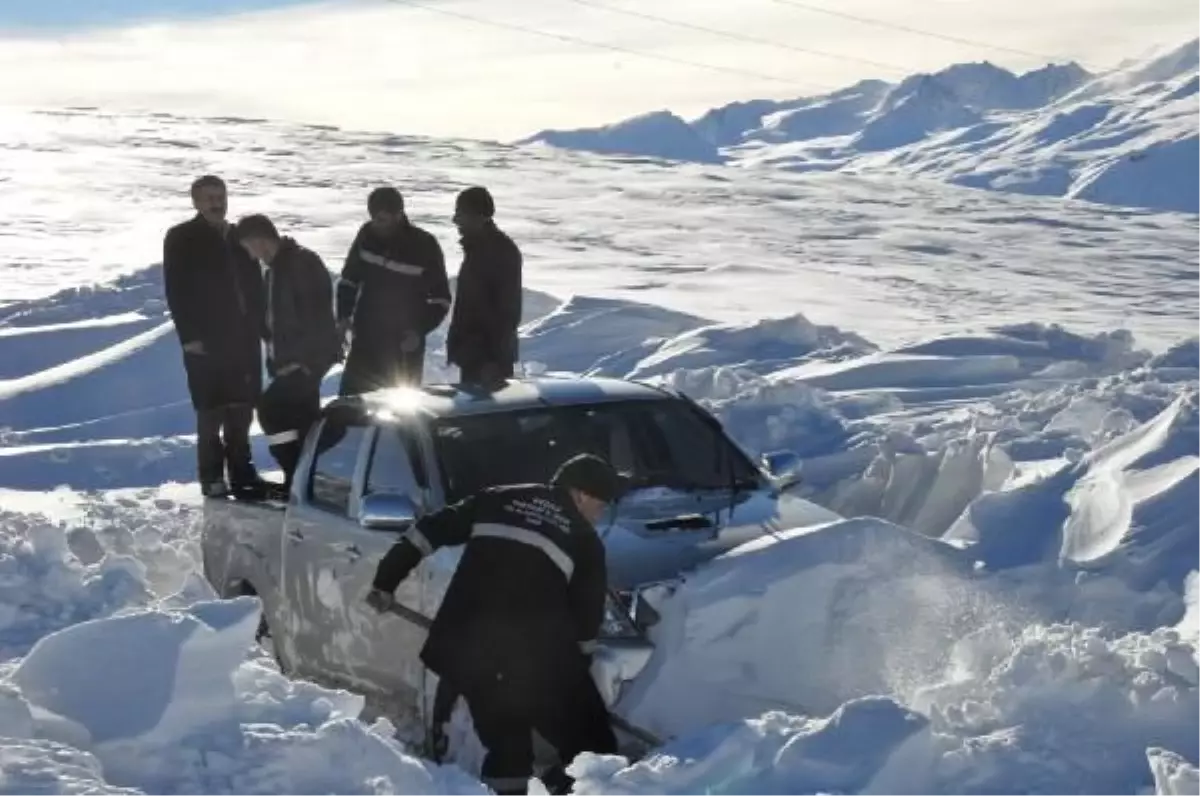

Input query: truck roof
[326,375,677,422]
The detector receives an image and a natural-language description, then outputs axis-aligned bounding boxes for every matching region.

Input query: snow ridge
[521,38,1200,213]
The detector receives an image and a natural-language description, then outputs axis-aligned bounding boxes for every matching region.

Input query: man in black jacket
[162,175,267,499]
[234,214,339,491]
[336,187,451,395]
[366,454,622,796]
[446,186,523,390]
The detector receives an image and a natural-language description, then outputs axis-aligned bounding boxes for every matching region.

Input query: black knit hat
[455,186,495,218]
[552,453,623,503]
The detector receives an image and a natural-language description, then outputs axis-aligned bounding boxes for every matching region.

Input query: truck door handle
[287,528,304,543]
[342,543,361,559]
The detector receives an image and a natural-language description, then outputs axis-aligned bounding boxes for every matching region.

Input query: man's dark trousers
[184,351,260,488]
[461,659,617,795]
[195,404,255,487]
[257,367,323,486]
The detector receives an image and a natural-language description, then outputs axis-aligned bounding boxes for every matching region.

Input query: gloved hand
[365,588,395,614]
[400,331,421,354]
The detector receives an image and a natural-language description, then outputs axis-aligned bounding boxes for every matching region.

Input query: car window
[431,399,759,502]
[365,425,427,505]
[309,419,369,515]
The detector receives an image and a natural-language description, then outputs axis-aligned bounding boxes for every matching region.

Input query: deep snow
[0,98,1196,795]
[522,39,1200,214]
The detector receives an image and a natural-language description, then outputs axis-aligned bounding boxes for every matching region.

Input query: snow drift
[949,390,1198,586]
[524,39,1200,213]
[2,597,485,794]
[615,517,982,736]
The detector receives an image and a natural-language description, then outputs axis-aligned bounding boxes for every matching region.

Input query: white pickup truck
[200,375,838,762]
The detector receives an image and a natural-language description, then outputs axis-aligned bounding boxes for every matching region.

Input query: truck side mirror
[360,492,417,530]
[760,449,803,490]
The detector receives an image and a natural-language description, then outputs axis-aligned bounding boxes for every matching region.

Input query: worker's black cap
[455,186,495,218]
[552,453,623,503]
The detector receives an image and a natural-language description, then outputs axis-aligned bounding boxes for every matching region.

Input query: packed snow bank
[1148,747,1200,795]
[0,510,152,660]
[1,596,488,795]
[615,517,983,737]
[881,621,1200,795]
[621,314,875,382]
[11,598,266,745]
[576,624,1200,796]
[689,323,1192,539]
[571,697,928,795]
[518,295,707,376]
[514,304,1200,630]
[948,390,1199,597]
[0,736,141,795]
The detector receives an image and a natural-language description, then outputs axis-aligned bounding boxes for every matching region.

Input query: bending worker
[366,453,622,795]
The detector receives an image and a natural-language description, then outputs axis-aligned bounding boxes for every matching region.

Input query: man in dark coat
[162,175,267,499]
[234,214,339,492]
[446,186,523,390]
[336,187,451,395]
[366,454,622,796]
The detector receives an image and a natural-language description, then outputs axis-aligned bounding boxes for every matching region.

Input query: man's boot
[196,409,227,497]
[539,766,574,796]
[427,677,459,763]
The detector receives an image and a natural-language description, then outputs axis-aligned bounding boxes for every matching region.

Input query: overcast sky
[0,0,1195,140]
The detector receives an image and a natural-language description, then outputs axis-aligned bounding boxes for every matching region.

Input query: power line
[383,0,833,92]
[765,0,1082,66]
[555,0,910,75]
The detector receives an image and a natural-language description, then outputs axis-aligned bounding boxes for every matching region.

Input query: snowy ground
[0,100,1196,794]
[523,38,1200,214]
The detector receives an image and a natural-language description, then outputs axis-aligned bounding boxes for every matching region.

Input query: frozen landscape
[524,38,1200,214]
[0,35,1197,796]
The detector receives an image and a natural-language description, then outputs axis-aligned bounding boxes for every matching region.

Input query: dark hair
[552,453,623,503]
[367,186,404,216]
[455,186,495,218]
[190,174,226,199]
[234,214,280,242]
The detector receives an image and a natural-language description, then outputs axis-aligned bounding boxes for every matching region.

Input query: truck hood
[601,485,842,589]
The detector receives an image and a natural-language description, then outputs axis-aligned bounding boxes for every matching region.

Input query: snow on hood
[615,516,981,738]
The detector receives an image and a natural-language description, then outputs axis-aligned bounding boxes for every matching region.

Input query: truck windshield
[431,398,761,503]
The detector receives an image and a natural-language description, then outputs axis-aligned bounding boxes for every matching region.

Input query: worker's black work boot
[540,765,574,796]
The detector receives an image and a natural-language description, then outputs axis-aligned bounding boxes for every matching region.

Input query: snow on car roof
[327,375,674,421]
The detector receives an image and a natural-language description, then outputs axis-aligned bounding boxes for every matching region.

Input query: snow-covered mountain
[520,39,1200,213]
